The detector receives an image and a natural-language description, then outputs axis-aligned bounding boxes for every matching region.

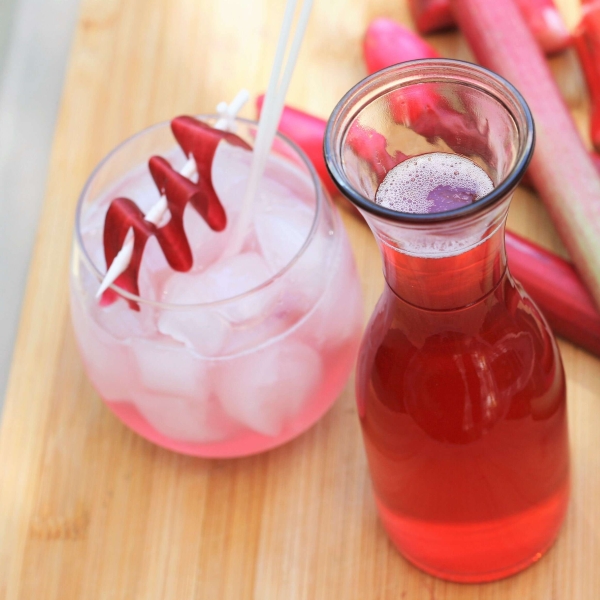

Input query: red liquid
[359,155,570,582]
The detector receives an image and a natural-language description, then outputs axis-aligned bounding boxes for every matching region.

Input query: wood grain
[1,0,599,598]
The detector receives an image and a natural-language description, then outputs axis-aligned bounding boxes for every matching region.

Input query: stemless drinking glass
[70,116,363,458]
[324,60,570,582]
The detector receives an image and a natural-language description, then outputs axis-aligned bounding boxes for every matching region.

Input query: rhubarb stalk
[452,0,600,309]
[409,0,570,55]
[363,15,576,190]
[407,0,455,34]
[574,3,600,153]
[506,232,600,356]
[363,18,503,170]
[256,94,404,200]
[522,150,600,188]
[256,95,338,197]
[517,0,571,54]
[364,18,439,74]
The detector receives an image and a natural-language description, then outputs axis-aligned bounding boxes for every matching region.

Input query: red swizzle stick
[408,0,570,55]
[574,2,600,153]
[102,117,250,309]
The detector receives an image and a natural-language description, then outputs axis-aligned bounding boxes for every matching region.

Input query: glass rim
[74,115,325,310]
[324,58,535,224]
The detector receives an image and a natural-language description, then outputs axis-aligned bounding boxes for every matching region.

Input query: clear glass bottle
[324,60,570,582]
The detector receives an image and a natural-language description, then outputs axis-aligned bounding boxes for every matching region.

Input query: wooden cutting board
[1,0,598,597]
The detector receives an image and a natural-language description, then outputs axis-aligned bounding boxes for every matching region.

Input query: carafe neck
[366,199,510,311]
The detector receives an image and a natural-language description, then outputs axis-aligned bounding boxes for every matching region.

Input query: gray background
[0,0,80,413]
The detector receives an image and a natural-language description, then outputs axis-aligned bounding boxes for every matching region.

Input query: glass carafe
[324,60,570,583]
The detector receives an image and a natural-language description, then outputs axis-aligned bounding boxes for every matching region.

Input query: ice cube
[255,195,313,272]
[214,251,271,294]
[130,337,204,398]
[158,307,230,356]
[203,252,280,323]
[128,339,235,442]
[83,339,134,402]
[303,234,363,349]
[71,296,136,402]
[157,307,230,359]
[262,151,316,202]
[133,391,234,443]
[216,340,323,436]
[93,295,157,341]
[158,252,279,356]
[255,193,331,315]
[184,207,233,272]
[212,141,252,201]
[159,257,253,348]
[161,251,280,331]
[109,162,162,214]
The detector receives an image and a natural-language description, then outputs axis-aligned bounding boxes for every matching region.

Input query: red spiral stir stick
[101,117,250,309]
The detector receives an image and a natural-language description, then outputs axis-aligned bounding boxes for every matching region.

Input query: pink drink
[360,152,569,581]
[70,117,363,457]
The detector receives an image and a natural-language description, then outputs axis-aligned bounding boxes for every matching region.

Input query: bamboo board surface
[0,0,599,598]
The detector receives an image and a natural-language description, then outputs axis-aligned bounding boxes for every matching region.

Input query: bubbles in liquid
[375,152,494,214]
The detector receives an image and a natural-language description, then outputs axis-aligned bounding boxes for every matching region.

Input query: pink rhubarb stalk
[256,95,338,198]
[452,0,600,310]
[363,15,585,190]
[410,0,570,55]
[517,0,571,54]
[258,100,600,354]
[256,95,404,192]
[407,0,455,34]
[506,232,600,356]
[364,18,439,74]
[363,18,492,162]
[522,150,600,188]
[574,3,600,153]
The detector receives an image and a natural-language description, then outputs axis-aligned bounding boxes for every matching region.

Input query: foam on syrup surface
[375,152,494,214]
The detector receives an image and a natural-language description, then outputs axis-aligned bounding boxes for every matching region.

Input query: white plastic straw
[96,91,249,298]
[224,0,314,257]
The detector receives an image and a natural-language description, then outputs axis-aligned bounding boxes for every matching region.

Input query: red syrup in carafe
[358,152,570,582]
